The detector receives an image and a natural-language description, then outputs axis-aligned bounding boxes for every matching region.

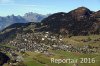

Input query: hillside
[0,52,10,66]
[41,7,100,35]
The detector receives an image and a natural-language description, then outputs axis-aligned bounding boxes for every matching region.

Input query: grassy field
[63,35,100,47]
[20,50,100,66]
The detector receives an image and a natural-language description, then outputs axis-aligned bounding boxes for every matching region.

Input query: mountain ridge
[0,12,48,30]
[41,7,100,35]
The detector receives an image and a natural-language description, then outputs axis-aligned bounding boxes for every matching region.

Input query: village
[1,31,99,54]
[0,30,100,66]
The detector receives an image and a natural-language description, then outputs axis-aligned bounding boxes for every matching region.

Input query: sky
[0,0,100,16]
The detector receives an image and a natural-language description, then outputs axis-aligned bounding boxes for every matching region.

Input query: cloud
[0,0,14,3]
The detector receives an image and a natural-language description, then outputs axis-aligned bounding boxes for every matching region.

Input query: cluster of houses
[0,32,99,54]
[0,31,98,54]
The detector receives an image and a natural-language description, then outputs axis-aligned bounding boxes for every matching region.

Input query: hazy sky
[0,0,100,16]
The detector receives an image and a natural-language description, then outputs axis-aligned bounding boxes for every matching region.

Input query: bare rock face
[0,52,10,66]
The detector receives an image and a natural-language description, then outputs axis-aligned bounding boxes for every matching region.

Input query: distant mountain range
[0,12,49,30]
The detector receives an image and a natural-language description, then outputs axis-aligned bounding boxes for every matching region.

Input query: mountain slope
[0,22,36,43]
[41,7,100,35]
